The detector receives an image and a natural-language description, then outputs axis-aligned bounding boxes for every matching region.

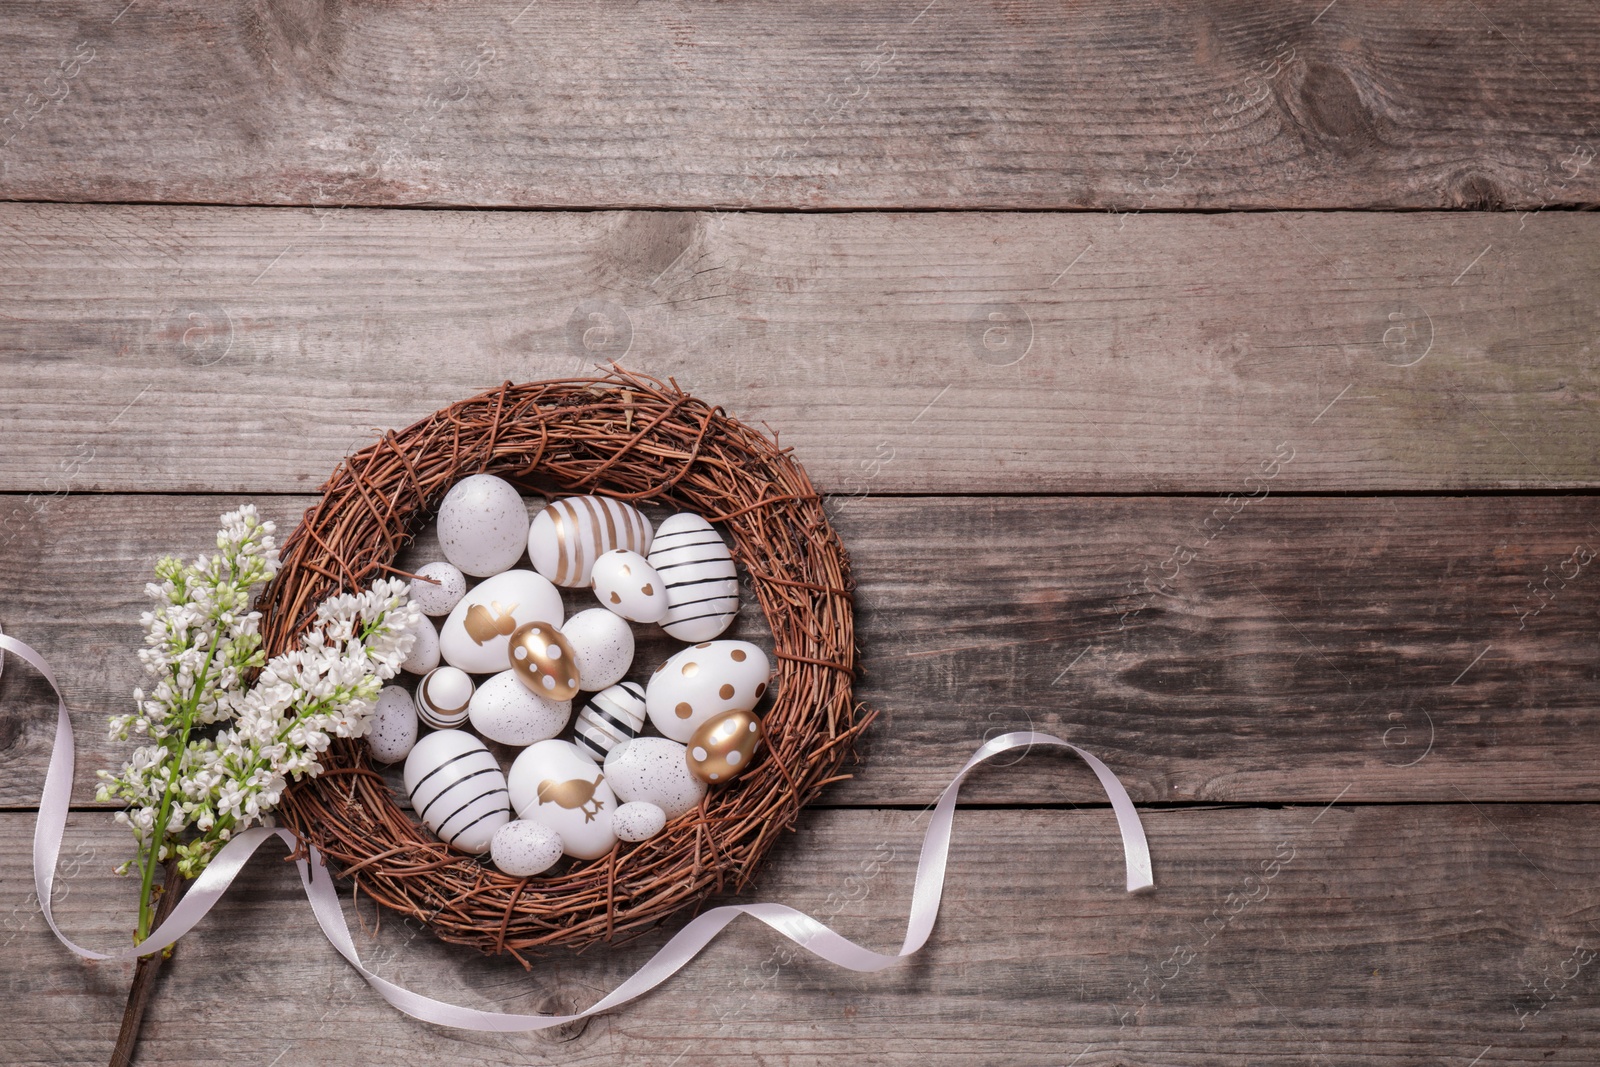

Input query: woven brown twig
[256,367,873,958]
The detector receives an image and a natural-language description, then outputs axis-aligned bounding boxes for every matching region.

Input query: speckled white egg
[399,614,441,675]
[438,569,564,674]
[468,669,571,747]
[366,685,418,764]
[507,740,619,860]
[611,801,667,843]
[415,665,474,729]
[573,681,647,762]
[528,495,654,588]
[559,608,635,691]
[404,729,510,853]
[589,549,668,623]
[644,640,772,744]
[436,474,532,577]
[490,819,564,877]
[410,561,467,617]
[647,513,740,642]
[603,737,707,820]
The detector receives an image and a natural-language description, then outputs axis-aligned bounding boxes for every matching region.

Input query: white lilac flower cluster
[94,506,420,935]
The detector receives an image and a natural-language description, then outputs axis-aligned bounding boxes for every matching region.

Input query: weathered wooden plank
[6,804,1598,1065]
[1,1,1596,210]
[3,204,1597,493]
[2,493,1595,808]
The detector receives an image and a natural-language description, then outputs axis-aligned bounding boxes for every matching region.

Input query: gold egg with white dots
[685,709,763,784]
[507,621,581,700]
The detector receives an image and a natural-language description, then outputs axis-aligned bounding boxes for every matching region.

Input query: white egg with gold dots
[589,549,668,623]
[644,640,772,744]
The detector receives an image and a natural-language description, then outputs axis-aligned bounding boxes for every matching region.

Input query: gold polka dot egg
[686,709,763,784]
[507,621,581,699]
[644,639,772,744]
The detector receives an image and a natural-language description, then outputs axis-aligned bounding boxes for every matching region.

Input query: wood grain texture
[8,805,1600,1065]
[1,1,1597,210]
[3,203,1597,493]
[3,493,1595,808]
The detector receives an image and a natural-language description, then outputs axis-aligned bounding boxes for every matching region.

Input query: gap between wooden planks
[2,204,1596,494]
[2,493,1594,809]
[0,1,1596,210]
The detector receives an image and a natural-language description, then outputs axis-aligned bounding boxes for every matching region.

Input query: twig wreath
[255,367,874,958]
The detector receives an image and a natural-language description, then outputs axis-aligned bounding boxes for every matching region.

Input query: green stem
[134,632,221,942]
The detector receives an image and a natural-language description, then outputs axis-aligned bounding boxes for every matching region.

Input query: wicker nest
[256,368,872,960]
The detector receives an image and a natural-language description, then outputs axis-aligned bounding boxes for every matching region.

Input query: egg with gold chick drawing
[438,569,564,674]
[685,709,763,784]
[507,740,619,860]
[507,621,581,699]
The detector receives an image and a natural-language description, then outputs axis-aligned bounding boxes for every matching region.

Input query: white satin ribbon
[10,631,1153,1030]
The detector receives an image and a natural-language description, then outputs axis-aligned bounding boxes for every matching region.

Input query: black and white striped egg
[414,665,474,729]
[573,681,646,762]
[646,513,739,642]
[403,729,511,854]
[527,495,654,588]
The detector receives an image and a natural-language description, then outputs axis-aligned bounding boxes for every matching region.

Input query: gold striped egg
[685,709,762,784]
[528,495,654,588]
[508,621,581,699]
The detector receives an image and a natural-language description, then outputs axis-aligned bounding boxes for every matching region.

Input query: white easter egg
[528,495,654,588]
[589,549,668,623]
[468,669,571,747]
[438,569,564,674]
[560,608,635,691]
[436,474,532,577]
[403,729,511,853]
[572,681,646,762]
[507,740,619,860]
[490,819,564,877]
[410,561,467,617]
[647,513,740,642]
[644,640,772,744]
[611,801,667,843]
[399,614,441,675]
[366,685,418,764]
[603,737,707,820]
[415,665,474,729]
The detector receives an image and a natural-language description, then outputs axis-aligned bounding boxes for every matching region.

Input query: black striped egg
[527,495,654,588]
[573,681,646,762]
[414,665,474,729]
[403,729,511,854]
[646,513,739,642]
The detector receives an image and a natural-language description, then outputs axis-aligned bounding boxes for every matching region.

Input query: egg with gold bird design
[438,569,564,674]
[507,740,619,859]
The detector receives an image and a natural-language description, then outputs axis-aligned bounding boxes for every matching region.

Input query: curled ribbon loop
[10,632,1153,1030]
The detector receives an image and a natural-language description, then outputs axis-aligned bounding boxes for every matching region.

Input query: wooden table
[3,2,1598,1063]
